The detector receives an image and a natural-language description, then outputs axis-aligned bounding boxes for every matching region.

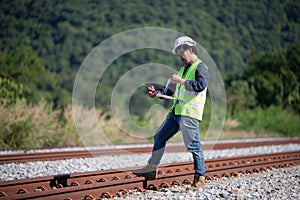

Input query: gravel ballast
[118,166,299,200]
[0,144,299,181]
[0,142,299,199]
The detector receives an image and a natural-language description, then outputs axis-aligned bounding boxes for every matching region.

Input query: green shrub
[0,101,80,150]
[233,106,300,137]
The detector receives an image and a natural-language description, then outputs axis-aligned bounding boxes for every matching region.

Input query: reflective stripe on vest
[171,59,207,121]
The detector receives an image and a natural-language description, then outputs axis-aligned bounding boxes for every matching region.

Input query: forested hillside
[1,0,299,107]
[0,0,299,148]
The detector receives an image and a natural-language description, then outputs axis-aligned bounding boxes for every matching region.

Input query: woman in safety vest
[132,36,210,188]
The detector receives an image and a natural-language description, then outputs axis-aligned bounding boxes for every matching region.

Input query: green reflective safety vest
[171,59,208,121]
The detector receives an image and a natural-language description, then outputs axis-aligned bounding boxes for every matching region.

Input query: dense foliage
[0,101,81,149]
[0,47,56,104]
[227,43,300,115]
[0,0,299,109]
[0,0,299,149]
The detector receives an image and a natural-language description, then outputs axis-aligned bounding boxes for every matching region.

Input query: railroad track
[0,151,299,200]
[1,138,299,164]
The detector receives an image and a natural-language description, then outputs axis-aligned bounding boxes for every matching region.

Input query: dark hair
[182,44,198,55]
[191,46,198,55]
[182,44,198,56]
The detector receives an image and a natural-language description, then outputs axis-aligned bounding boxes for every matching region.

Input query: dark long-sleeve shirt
[160,63,210,95]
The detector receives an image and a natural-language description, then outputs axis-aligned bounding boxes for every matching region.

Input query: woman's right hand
[147,86,158,98]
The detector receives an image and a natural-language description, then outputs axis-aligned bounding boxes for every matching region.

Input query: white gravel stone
[0,142,299,199]
[113,166,299,200]
[0,144,299,181]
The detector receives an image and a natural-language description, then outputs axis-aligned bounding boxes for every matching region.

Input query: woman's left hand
[171,74,185,84]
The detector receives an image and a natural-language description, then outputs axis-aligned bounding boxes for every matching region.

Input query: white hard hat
[172,36,196,55]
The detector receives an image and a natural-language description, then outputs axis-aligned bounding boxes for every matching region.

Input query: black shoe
[132,164,158,180]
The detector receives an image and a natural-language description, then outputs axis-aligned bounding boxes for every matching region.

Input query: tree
[0,77,26,105]
[226,80,257,116]
[0,47,56,103]
[286,43,300,112]
[245,47,299,112]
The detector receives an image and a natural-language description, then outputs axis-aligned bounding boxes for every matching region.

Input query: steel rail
[0,151,299,199]
[1,138,299,164]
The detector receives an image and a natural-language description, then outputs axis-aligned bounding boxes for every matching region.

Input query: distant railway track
[1,138,299,164]
[0,151,299,199]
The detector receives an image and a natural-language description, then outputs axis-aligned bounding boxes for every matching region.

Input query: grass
[232,106,300,137]
[0,102,299,150]
[0,101,81,149]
